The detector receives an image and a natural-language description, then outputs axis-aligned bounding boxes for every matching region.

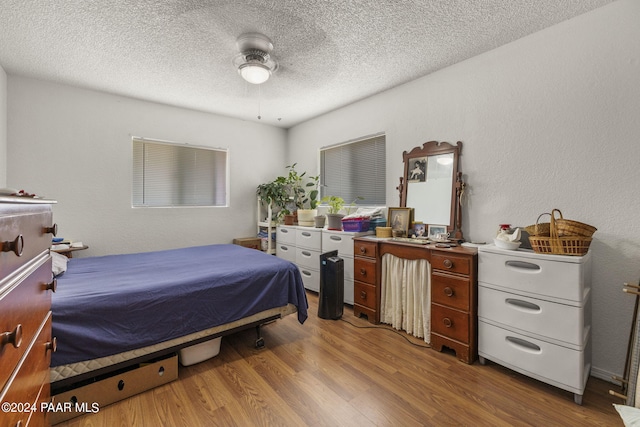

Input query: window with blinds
[132,138,228,207]
[320,134,386,205]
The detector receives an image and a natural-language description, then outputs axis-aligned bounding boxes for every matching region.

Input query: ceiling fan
[232,32,279,85]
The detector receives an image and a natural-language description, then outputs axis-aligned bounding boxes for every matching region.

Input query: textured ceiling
[0,0,614,128]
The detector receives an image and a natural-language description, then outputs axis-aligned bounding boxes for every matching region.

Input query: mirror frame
[398,140,464,240]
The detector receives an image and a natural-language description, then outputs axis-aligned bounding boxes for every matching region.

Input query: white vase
[297,209,317,227]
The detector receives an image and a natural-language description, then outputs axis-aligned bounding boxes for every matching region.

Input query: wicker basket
[524,213,551,237]
[555,217,597,237]
[528,209,593,256]
[529,235,593,256]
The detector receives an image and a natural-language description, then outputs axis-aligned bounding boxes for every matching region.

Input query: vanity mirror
[398,140,464,241]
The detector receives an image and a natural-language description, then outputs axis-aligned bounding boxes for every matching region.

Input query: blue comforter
[51,244,307,366]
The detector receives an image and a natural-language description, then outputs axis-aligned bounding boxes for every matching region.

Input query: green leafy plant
[257,177,290,220]
[321,195,345,214]
[285,163,319,210]
[321,195,364,214]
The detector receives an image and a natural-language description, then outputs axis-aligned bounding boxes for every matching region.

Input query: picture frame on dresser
[413,223,426,238]
[427,224,447,238]
[387,207,413,237]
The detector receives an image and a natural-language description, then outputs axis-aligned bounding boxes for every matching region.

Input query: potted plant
[256,177,290,223]
[285,163,319,227]
[321,195,346,230]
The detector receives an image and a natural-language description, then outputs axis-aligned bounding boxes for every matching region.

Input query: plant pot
[297,209,317,227]
[283,214,295,226]
[314,215,326,228]
[326,213,345,231]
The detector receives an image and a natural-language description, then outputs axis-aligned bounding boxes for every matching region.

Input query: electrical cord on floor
[338,317,431,349]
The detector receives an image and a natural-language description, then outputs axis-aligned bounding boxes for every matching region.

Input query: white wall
[287,0,640,380]
[7,77,288,255]
[0,65,6,187]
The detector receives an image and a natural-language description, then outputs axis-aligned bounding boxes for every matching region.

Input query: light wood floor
[56,291,624,426]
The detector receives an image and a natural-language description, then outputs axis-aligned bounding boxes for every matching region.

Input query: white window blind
[132,138,227,207]
[320,134,386,205]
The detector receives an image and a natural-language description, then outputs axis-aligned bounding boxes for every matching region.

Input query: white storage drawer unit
[322,229,372,305]
[276,225,296,244]
[478,285,590,347]
[298,267,320,293]
[479,321,592,393]
[296,228,322,292]
[477,245,592,405]
[296,227,322,249]
[276,226,371,303]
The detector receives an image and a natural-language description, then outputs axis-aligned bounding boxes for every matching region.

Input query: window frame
[319,133,386,207]
[132,137,229,208]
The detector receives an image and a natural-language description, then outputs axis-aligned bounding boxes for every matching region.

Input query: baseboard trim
[592,366,620,384]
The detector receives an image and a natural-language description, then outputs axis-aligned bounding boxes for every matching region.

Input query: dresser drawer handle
[302,232,311,237]
[1,324,23,349]
[44,223,58,236]
[359,246,366,254]
[46,337,58,353]
[2,235,24,257]
[45,278,58,293]
[506,336,542,354]
[359,268,367,276]
[360,291,367,300]
[505,298,541,313]
[443,259,453,269]
[443,318,453,328]
[443,287,454,297]
[330,235,342,241]
[302,251,311,257]
[505,260,541,271]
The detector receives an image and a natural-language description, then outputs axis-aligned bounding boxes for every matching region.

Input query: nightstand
[51,243,88,258]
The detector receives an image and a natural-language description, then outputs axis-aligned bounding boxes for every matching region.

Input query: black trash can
[318,250,344,320]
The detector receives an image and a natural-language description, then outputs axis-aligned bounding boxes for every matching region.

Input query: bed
[50,244,308,391]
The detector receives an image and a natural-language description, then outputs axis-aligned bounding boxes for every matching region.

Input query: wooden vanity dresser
[354,237,478,364]
[1,197,58,427]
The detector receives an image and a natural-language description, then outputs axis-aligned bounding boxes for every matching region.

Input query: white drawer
[299,267,319,292]
[343,257,354,281]
[344,278,354,305]
[296,228,322,250]
[276,226,296,244]
[296,247,322,270]
[322,231,354,256]
[478,285,590,347]
[478,247,591,303]
[479,321,590,394]
[276,243,296,263]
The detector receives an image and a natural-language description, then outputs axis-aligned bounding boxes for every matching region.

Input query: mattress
[51,244,307,373]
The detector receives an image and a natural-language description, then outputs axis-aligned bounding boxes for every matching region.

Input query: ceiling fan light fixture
[233,33,278,85]
[239,62,271,85]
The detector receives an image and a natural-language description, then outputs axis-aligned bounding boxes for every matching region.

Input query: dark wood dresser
[1,198,57,427]
[353,237,478,364]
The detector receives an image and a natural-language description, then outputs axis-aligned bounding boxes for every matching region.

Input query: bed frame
[51,303,297,392]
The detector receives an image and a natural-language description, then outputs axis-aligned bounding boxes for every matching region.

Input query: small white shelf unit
[256,197,276,255]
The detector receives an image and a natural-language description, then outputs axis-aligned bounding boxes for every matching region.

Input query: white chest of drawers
[477,245,591,405]
[276,225,323,292]
[295,227,323,293]
[276,225,371,304]
[321,229,372,305]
